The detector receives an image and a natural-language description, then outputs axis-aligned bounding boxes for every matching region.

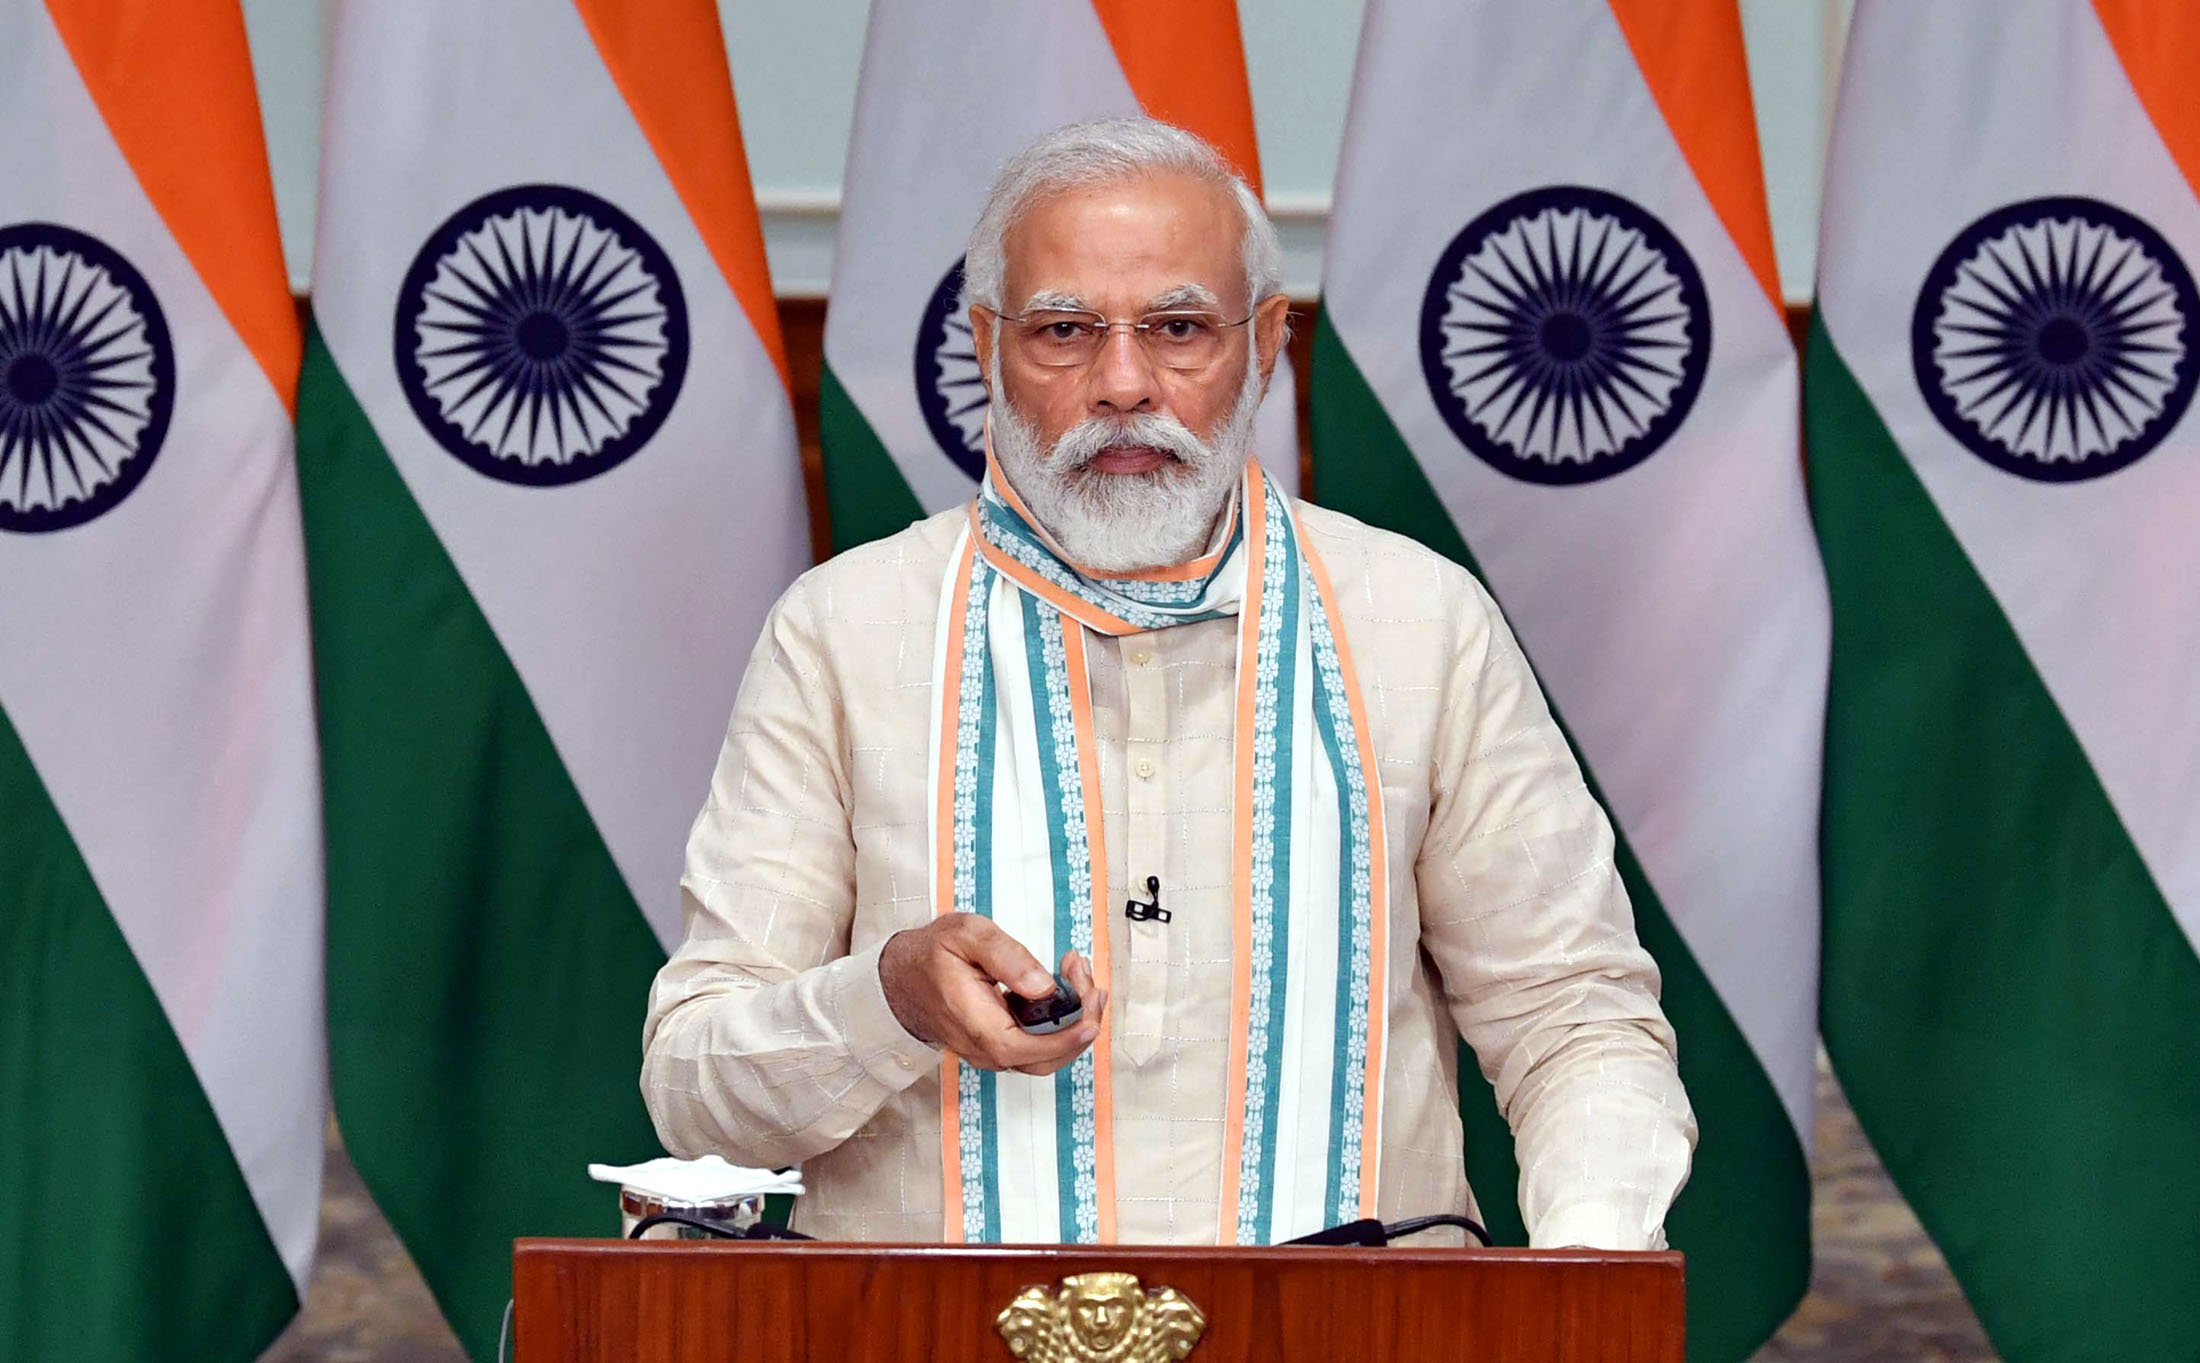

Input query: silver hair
[961,117,1283,315]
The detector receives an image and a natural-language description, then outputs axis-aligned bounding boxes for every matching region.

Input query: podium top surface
[513,1238,1684,1363]
[518,1235,1679,1265]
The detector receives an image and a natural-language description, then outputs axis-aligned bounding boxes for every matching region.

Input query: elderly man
[643,118,1694,1249]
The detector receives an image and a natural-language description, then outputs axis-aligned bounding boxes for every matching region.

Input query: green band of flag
[0,702,294,1363]
[297,323,668,1362]
[1809,315,2200,1360]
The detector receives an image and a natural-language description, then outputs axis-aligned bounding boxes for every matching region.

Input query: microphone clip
[1125,875,1169,923]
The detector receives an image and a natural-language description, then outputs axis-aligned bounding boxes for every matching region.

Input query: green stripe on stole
[1306,577,1366,1227]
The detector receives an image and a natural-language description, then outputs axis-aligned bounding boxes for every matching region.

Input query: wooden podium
[512,1238,1683,1361]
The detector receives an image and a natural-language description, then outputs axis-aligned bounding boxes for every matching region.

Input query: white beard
[989,350,1262,574]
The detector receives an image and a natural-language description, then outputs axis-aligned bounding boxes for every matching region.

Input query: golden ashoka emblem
[995,1271,1207,1362]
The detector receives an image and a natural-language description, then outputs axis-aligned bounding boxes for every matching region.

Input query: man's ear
[1253,293,1291,388]
[970,305,997,397]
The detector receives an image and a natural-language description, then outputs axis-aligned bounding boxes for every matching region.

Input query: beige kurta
[641,501,1694,1248]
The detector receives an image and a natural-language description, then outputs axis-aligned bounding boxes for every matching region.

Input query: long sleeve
[640,574,938,1170]
[1414,569,1696,1250]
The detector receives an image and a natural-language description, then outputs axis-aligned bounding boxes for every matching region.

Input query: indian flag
[0,1,323,1358]
[299,0,805,1353]
[1812,3,2200,1356]
[1312,1,1823,1357]
[820,0,1299,553]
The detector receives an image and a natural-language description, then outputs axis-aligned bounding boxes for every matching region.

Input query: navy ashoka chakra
[1418,185,1711,485]
[1912,196,2197,482]
[915,256,988,479]
[0,222,174,533]
[395,184,688,487]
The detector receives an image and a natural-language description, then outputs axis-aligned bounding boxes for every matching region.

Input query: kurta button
[1129,648,1153,666]
[1135,757,1156,779]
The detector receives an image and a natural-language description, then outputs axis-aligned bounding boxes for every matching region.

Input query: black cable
[626,1212,815,1241]
[1382,1213,1492,1247]
[737,1222,816,1240]
[630,1210,1480,1247]
[1281,1213,1492,1248]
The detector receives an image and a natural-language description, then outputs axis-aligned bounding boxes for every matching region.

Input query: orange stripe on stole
[969,504,1147,637]
[934,536,978,1241]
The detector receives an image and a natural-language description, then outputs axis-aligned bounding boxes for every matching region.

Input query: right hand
[879,914,1109,1076]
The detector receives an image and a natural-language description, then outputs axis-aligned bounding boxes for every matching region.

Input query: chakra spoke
[1448,284,1521,319]
[76,317,144,360]
[1960,258,2030,321]
[570,362,628,430]
[1441,337,1515,360]
[453,236,504,299]
[576,279,653,321]
[1559,215,1588,312]
[561,230,619,313]
[51,257,94,339]
[1476,248,1539,314]
[423,288,502,324]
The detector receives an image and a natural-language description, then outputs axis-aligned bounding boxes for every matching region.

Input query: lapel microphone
[1125,875,1168,923]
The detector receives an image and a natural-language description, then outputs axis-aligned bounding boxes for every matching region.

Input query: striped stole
[924,457,1389,1245]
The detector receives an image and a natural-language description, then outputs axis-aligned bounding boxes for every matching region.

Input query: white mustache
[1048,410,1215,472]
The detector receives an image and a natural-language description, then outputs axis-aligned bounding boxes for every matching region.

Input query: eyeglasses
[990,306,1253,371]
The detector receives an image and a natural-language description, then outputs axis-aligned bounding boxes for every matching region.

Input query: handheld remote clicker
[1007,972,1084,1035]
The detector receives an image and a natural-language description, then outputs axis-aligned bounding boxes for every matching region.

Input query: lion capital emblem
[995,1272,1207,1362]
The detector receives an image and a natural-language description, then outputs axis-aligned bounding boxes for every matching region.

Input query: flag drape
[0,2,323,1357]
[1814,5,2200,1357]
[1312,2,1825,1357]
[302,1,805,1353]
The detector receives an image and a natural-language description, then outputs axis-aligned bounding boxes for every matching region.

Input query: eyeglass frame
[978,302,1258,372]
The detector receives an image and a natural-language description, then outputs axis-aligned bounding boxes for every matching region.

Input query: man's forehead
[1000,173,1245,309]
[1019,282,1221,313]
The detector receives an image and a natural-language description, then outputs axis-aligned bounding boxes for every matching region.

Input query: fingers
[964,991,1097,1074]
[962,954,1107,1075]
[947,916,1056,999]
[904,948,1069,1069]
[1003,1009,1103,1075]
[1002,952,1106,1075]
[1050,947,1109,1030]
[1005,984,1105,1077]
[890,917,1110,1074]
[1060,950,1109,1029]
[1059,949,1094,999]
